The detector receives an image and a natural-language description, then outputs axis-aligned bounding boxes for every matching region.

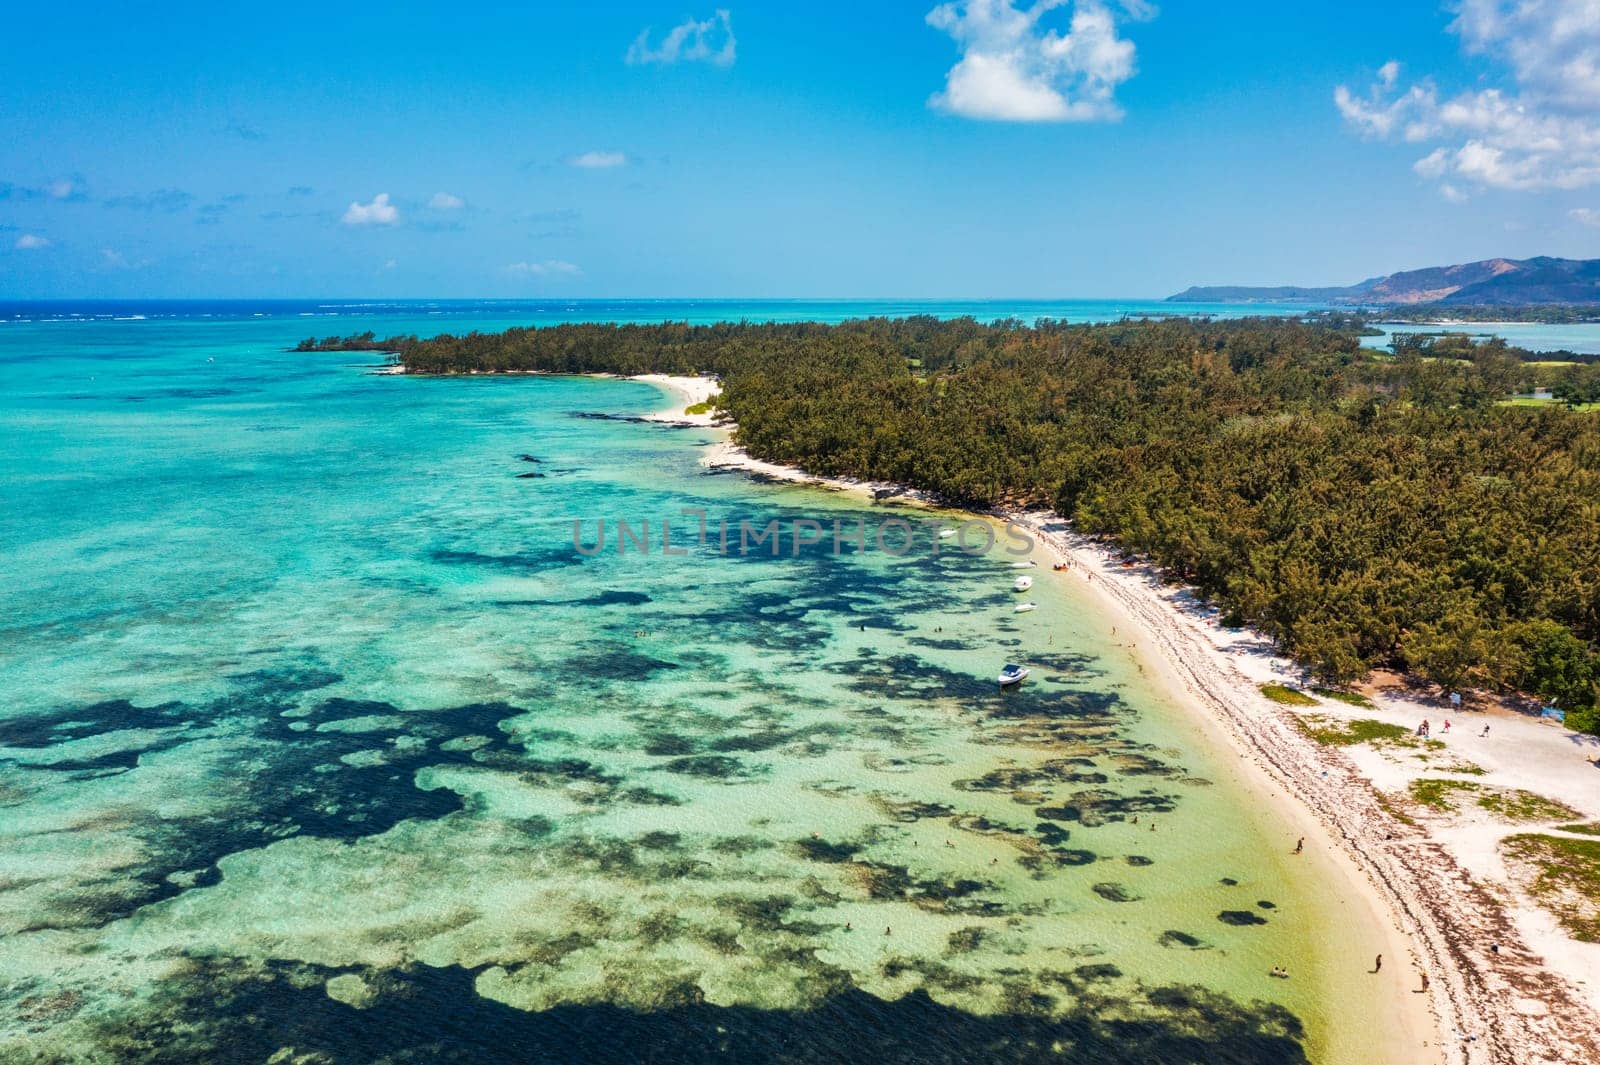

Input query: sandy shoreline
[634,373,723,426]
[633,373,1600,1065]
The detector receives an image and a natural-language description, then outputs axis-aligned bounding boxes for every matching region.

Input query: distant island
[1172,256,1600,309]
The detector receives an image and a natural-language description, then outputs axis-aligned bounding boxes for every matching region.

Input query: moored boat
[997,663,1030,686]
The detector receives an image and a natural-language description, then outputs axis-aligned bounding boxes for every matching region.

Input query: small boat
[1014,602,1038,613]
[998,663,1030,687]
[1011,560,1036,569]
[938,529,957,540]
[1013,575,1034,592]
[1052,562,1068,572]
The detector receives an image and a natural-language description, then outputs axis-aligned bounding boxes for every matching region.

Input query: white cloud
[626,10,736,66]
[1336,2,1600,190]
[14,233,49,250]
[98,248,148,270]
[1452,0,1600,110]
[0,177,86,202]
[428,192,464,209]
[1440,183,1469,203]
[1573,206,1600,227]
[925,1,1152,123]
[506,259,582,278]
[571,150,628,169]
[342,193,400,226]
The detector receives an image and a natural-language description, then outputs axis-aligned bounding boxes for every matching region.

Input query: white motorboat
[998,663,1030,686]
[1013,575,1034,592]
[1011,561,1036,568]
[1013,602,1038,613]
[938,529,957,539]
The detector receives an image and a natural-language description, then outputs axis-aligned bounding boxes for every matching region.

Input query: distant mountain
[1170,257,1600,306]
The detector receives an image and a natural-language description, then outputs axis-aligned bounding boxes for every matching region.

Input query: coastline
[635,373,1600,1065]
[633,373,722,426]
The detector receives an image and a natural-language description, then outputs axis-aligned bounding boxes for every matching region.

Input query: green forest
[1376,305,1600,325]
[366,316,1600,731]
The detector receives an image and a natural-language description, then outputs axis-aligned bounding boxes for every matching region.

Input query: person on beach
[1419,973,1429,992]
[1294,838,1303,854]
[1373,954,1382,972]
[1481,725,1491,738]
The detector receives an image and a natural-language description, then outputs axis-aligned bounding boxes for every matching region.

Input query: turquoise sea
[1,302,1421,1063]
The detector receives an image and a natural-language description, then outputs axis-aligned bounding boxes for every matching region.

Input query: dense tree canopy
[382,316,1600,729]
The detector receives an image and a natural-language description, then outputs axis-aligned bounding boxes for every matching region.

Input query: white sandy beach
[637,373,1600,1065]
[634,373,723,426]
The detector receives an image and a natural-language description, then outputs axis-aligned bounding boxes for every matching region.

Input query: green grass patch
[1476,790,1581,823]
[1441,762,1487,776]
[1310,687,1374,708]
[1557,823,1600,836]
[1502,835,1600,942]
[1260,684,1318,706]
[1409,779,1578,821]
[1299,715,1411,746]
[683,399,718,416]
[1409,778,1479,811]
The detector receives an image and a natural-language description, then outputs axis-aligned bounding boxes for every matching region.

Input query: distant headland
[1171,256,1600,308]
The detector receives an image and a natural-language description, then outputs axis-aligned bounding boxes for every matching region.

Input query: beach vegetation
[1501,834,1600,942]
[1408,778,1479,811]
[1259,684,1317,706]
[1440,761,1487,775]
[1310,687,1374,707]
[1410,779,1580,821]
[1475,789,1581,823]
[1297,716,1410,746]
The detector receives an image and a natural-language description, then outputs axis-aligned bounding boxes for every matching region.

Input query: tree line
[378,316,1600,730]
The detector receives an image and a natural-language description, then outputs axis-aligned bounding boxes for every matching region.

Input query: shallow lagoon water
[1,312,1412,1063]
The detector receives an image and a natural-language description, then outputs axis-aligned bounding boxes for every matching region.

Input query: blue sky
[3,1,1599,298]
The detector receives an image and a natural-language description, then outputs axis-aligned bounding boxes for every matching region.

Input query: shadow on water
[86,961,1309,1065]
